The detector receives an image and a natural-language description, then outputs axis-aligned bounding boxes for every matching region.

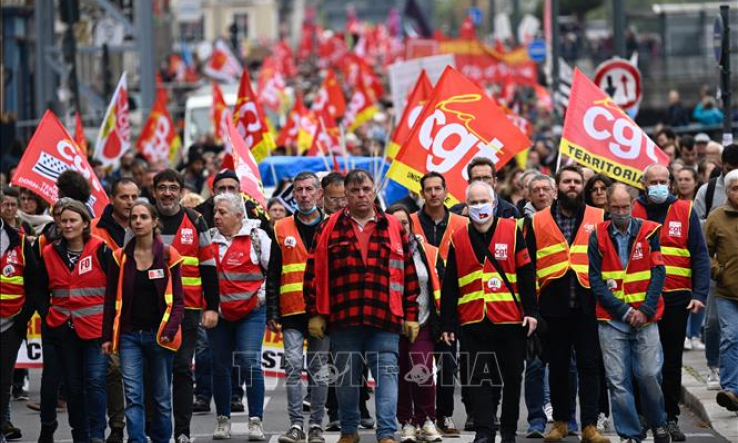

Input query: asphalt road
[6,370,731,443]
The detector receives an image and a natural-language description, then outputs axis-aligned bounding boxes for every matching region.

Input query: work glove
[308,316,327,339]
[403,321,420,344]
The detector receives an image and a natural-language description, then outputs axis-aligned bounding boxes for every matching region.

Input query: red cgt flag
[212,82,229,143]
[386,66,532,206]
[136,89,181,165]
[311,70,346,119]
[233,69,275,162]
[74,111,88,157]
[386,70,433,160]
[277,93,309,149]
[12,110,110,217]
[560,69,669,189]
[220,111,267,208]
[342,77,378,133]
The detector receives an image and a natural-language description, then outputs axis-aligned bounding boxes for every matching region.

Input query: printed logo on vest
[494,243,508,260]
[487,277,502,291]
[284,236,297,248]
[226,251,246,266]
[2,264,16,277]
[606,279,617,290]
[181,228,194,245]
[583,223,595,234]
[668,221,682,238]
[5,250,19,264]
[632,242,644,261]
[79,256,92,275]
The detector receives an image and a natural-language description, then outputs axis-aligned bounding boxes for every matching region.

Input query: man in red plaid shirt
[305,169,420,443]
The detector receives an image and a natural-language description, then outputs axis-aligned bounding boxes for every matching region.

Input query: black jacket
[94,204,126,248]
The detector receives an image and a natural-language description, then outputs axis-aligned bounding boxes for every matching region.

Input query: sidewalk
[680,348,738,441]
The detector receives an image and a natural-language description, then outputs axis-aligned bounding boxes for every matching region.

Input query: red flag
[74,112,88,156]
[344,53,385,100]
[387,70,433,160]
[212,82,229,143]
[306,112,342,157]
[204,40,242,83]
[311,70,346,119]
[277,93,309,148]
[257,57,287,112]
[560,69,669,189]
[460,16,476,39]
[342,78,378,132]
[221,111,267,208]
[386,66,532,206]
[136,90,181,165]
[12,111,110,217]
[233,69,275,162]
[93,72,131,167]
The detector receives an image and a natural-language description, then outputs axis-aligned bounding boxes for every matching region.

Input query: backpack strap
[705,177,718,216]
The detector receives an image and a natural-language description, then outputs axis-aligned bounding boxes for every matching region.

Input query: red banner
[342,78,377,132]
[277,93,309,149]
[560,69,669,189]
[221,112,267,208]
[12,111,110,217]
[387,70,433,160]
[233,69,275,162]
[212,82,228,143]
[311,70,346,119]
[386,66,532,206]
[136,89,181,165]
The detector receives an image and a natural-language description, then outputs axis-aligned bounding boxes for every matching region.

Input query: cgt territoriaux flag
[387,66,532,206]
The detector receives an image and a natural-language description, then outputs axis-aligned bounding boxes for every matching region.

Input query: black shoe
[500,431,516,443]
[38,421,57,443]
[666,420,685,442]
[639,415,649,440]
[106,427,124,443]
[653,425,671,443]
[231,399,245,413]
[464,417,475,431]
[193,398,211,414]
[1,422,21,440]
[472,433,494,443]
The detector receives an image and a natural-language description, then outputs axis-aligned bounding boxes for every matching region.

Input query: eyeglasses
[156,185,181,193]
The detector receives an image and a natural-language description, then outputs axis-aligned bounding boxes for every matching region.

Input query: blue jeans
[207,306,266,419]
[119,331,175,443]
[686,309,705,340]
[524,357,547,431]
[331,326,399,439]
[194,326,212,401]
[599,322,666,440]
[48,325,107,442]
[283,328,330,427]
[705,282,721,367]
[716,297,738,393]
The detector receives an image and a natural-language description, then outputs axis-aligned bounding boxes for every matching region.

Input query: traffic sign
[527,39,547,63]
[713,15,724,65]
[594,58,642,110]
[468,7,483,26]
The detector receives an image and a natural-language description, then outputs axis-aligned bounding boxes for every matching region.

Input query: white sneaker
[420,419,442,442]
[596,413,609,432]
[691,337,705,350]
[707,367,721,391]
[544,403,554,423]
[249,417,266,441]
[401,423,417,442]
[683,337,692,350]
[213,416,231,440]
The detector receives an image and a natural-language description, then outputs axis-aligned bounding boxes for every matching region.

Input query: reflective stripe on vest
[111,249,183,353]
[167,214,204,309]
[44,236,107,340]
[0,237,26,319]
[410,212,467,263]
[594,220,664,322]
[216,235,264,322]
[452,219,522,326]
[532,205,603,291]
[275,217,308,316]
[421,242,442,311]
[632,200,692,292]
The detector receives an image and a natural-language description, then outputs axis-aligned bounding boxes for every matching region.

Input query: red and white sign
[593,58,642,110]
[12,111,110,217]
[93,72,131,168]
[221,111,267,208]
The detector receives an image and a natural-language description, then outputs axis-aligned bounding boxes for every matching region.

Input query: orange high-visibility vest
[275,217,307,317]
[632,200,692,292]
[168,212,211,310]
[410,211,467,263]
[44,236,107,339]
[0,236,26,319]
[215,235,264,322]
[91,217,119,249]
[532,205,604,291]
[111,247,183,352]
[420,241,442,311]
[594,220,665,322]
[452,219,524,326]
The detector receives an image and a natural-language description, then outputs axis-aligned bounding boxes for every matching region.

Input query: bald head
[643,164,670,187]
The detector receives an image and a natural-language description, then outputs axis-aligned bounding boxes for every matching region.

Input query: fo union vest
[594,220,665,322]
[44,236,107,339]
[452,219,525,326]
[275,217,307,317]
[215,235,264,322]
[532,205,604,291]
[632,199,692,293]
[0,236,26,319]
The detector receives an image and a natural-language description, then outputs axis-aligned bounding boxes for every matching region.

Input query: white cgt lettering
[583,105,654,161]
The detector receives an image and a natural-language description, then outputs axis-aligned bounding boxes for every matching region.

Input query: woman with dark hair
[675,168,700,201]
[385,204,444,443]
[39,199,112,443]
[19,188,52,236]
[583,174,613,209]
[102,201,184,443]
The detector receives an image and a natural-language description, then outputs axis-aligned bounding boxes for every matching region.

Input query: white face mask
[468,203,494,224]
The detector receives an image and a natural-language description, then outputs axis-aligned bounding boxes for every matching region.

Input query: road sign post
[594,58,642,111]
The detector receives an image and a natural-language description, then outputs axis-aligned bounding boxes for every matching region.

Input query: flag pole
[376,118,395,186]
[339,125,349,173]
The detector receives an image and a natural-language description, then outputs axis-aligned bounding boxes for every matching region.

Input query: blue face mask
[648,184,670,204]
[298,205,318,216]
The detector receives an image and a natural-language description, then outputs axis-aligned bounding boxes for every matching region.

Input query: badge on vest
[2,264,15,277]
[5,250,19,264]
[487,277,502,291]
[668,221,682,238]
[284,236,297,248]
[583,223,595,234]
[494,243,508,260]
[607,279,617,290]
[78,256,92,275]
[148,269,165,279]
[181,228,194,245]
[226,252,245,266]
[632,242,644,261]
